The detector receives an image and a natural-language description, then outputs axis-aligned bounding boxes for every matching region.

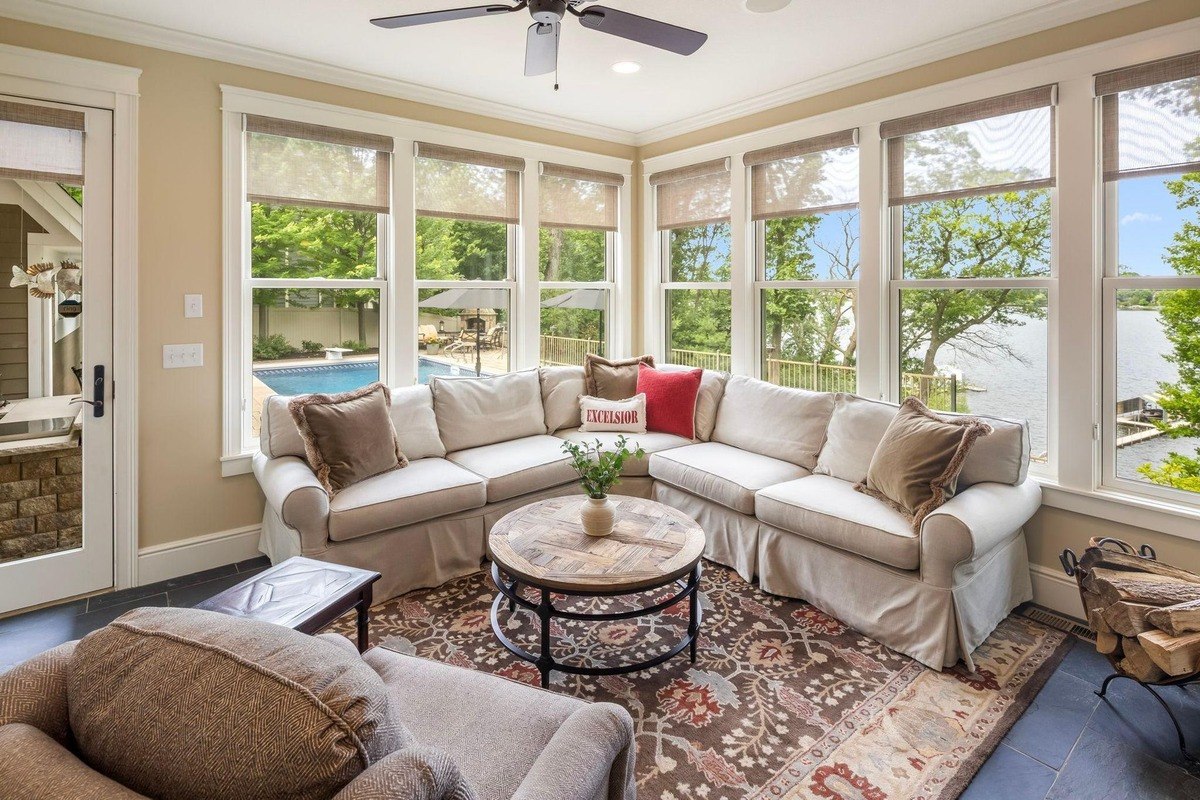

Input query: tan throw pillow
[856,397,992,531]
[584,354,655,400]
[67,607,410,800]
[289,382,406,494]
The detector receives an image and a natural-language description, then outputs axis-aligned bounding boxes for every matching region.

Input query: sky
[1117,174,1189,276]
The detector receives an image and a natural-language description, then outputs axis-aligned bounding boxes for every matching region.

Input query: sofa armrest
[331,746,477,800]
[511,702,636,800]
[919,479,1042,588]
[252,452,330,553]
[0,641,75,745]
[0,723,150,799]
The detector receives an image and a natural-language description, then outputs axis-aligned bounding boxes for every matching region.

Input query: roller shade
[245,115,391,214]
[0,100,85,186]
[415,142,523,225]
[745,129,858,221]
[649,158,731,230]
[883,85,1057,206]
[538,162,623,232]
[1096,51,1200,182]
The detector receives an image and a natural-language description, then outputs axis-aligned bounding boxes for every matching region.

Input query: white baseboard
[136,525,263,586]
[1029,563,1084,621]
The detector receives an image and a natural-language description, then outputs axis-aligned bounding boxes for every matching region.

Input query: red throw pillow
[637,364,703,440]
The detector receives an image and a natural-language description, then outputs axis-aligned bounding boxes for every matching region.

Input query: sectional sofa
[254,365,1040,670]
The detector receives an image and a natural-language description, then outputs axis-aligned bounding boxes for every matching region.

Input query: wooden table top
[488,496,706,593]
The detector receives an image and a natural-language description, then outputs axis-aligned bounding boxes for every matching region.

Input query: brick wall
[0,446,82,563]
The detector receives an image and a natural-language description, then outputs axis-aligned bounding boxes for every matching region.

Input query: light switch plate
[184,294,203,318]
[163,343,203,369]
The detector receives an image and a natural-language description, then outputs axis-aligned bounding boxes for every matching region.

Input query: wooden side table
[194,556,381,652]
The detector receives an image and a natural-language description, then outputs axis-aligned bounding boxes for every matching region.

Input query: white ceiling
[2,0,1143,142]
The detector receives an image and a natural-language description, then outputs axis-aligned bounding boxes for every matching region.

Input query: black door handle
[69,365,104,418]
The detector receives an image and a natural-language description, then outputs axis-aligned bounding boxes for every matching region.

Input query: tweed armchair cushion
[0,723,148,800]
[332,746,478,800]
[0,640,74,745]
[67,607,410,800]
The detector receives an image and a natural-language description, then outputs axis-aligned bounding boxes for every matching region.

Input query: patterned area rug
[335,563,1068,800]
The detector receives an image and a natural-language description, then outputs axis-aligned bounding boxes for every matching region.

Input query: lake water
[932,308,1199,483]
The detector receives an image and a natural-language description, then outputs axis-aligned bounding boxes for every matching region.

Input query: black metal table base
[1096,671,1199,763]
[489,561,703,688]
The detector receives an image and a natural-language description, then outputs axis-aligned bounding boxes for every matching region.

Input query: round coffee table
[487,495,706,688]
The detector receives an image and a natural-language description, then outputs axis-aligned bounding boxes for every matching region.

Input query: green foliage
[560,436,646,499]
[416,215,508,281]
[666,223,732,357]
[300,340,324,354]
[339,340,369,353]
[539,227,608,350]
[253,334,295,361]
[1140,171,1200,493]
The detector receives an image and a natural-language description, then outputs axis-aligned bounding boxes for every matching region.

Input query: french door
[0,95,115,613]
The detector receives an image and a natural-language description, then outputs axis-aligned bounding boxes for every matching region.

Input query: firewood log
[1081,589,1106,618]
[1145,599,1200,638]
[1119,637,1168,682]
[1080,546,1200,584]
[1089,609,1121,656]
[1088,569,1200,608]
[1102,601,1157,637]
[1137,630,1200,677]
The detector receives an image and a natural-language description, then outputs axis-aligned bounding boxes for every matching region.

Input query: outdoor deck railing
[540,335,603,366]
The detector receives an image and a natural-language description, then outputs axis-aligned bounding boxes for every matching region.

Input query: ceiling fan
[370,1,708,81]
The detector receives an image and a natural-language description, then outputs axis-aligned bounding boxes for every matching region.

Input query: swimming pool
[254,358,486,395]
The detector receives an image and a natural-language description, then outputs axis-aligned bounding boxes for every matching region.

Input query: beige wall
[3,3,1200,577]
[0,18,634,551]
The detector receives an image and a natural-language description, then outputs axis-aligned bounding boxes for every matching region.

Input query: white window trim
[221,87,633,476]
[641,18,1200,536]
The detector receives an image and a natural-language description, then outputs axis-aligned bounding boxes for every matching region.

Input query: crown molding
[630,0,1144,145]
[0,0,1149,149]
[0,0,638,146]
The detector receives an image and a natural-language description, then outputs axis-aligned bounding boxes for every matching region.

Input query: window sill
[1034,477,1200,543]
[221,452,255,478]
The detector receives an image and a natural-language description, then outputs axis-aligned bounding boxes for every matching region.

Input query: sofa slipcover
[554,429,693,476]
[448,435,577,503]
[432,371,546,453]
[539,365,587,434]
[755,475,920,570]
[649,442,808,515]
[329,458,487,542]
[710,375,834,469]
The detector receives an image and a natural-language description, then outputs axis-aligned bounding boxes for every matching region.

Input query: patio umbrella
[418,286,509,376]
[539,288,608,311]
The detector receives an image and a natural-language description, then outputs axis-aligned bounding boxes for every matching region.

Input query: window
[1099,51,1200,502]
[747,130,859,391]
[883,86,1056,464]
[414,142,523,380]
[651,158,732,370]
[241,116,391,444]
[538,162,621,365]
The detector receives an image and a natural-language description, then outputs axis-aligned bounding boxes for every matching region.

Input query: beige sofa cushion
[448,435,577,503]
[658,364,728,441]
[67,607,408,800]
[649,442,808,515]
[555,429,692,477]
[711,375,834,468]
[813,394,1030,488]
[431,371,546,453]
[756,475,920,570]
[260,384,445,462]
[329,458,487,542]
[539,366,586,433]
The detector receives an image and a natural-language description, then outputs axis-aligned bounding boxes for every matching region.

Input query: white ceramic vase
[580,495,615,537]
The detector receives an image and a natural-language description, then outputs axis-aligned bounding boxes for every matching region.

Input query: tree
[666,223,732,360]
[1139,171,1200,493]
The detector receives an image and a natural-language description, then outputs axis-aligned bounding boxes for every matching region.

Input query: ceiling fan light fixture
[743,0,792,13]
[611,60,641,74]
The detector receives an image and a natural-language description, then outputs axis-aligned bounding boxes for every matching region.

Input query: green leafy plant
[560,436,645,499]
[252,334,295,361]
[300,339,324,355]
[339,339,368,353]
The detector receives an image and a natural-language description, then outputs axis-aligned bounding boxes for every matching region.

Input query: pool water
[254,358,484,395]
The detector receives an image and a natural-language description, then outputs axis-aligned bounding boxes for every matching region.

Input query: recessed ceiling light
[611,61,642,74]
[743,0,792,12]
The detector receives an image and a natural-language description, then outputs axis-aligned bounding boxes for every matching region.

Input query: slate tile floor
[1,574,1198,798]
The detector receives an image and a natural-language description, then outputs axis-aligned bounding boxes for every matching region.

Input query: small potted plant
[425,336,443,355]
[561,436,646,537]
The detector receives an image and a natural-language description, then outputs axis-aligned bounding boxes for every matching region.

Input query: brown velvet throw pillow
[289,382,407,494]
[584,354,655,400]
[856,397,991,531]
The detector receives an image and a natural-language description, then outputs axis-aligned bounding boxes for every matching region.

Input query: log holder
[1061,537,1199,763]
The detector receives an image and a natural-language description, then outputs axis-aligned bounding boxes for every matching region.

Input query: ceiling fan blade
[524,21,560,77]
[574,5,706,56]
[371,3,524,29]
